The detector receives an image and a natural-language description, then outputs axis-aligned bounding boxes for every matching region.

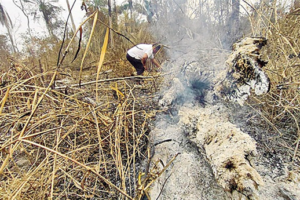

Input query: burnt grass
[226,101,300,176]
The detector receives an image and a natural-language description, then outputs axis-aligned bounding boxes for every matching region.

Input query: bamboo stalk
[55,75,160,89]
[78,11,99,85]
[96,28,110,102]
[0,87,10,115]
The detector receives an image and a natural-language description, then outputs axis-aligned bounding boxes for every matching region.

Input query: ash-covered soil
[148,100,300,200]
[227,103,300,199]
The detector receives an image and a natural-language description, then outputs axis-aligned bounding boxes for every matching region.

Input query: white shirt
[127,44,154,60]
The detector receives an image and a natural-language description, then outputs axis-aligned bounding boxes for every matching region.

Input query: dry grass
[2,3,300,199]
[0,55,167,199]
[245,5,300,165]
[0,11,169,199]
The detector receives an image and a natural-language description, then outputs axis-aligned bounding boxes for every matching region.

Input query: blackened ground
[227,102,299,177]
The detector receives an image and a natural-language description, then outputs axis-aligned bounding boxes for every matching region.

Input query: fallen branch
[55,75,161,89]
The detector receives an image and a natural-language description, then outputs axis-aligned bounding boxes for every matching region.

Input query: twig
[246,102,283,136]
[144,153,179,191]
[55,75,161,89]
[156,173,172,200]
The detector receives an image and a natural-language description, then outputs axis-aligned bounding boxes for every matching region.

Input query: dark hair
[153,44,161,53]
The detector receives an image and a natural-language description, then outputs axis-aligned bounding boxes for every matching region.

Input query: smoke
[144,2,262,198]
[146,0,240,107]
[144,0,253,145]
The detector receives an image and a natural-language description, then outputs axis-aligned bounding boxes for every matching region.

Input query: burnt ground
[227,102,300,173]
[147,90,300,200]
[227,102,300,199]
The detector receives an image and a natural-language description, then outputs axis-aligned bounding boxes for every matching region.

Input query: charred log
[179,105,264,199]
[215,37,270,105]
[150,37,272,199]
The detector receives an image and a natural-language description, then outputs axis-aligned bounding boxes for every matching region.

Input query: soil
[148,100,300,200]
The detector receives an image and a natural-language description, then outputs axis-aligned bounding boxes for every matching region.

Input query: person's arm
[151,58,161,68]
[141,53,148,66]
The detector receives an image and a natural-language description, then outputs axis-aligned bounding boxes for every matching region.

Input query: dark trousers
[126,53,145,75]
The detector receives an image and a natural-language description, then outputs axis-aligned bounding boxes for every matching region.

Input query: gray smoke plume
[147,0,238,107]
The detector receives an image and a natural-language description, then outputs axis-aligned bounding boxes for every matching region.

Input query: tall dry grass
[245,3,300,164]
[0,10,167,199]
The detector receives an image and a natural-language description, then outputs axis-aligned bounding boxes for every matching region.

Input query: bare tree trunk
[108,0,114,47]
[231,0,240,35]
[12,0,37,58]
[291,0,300,11]
[66,0,76,33]
[6,24,17,53]
[222,0,240,46]
[128,0,133,32]
[0,3,17,53]
[13,0,32,39]
[113,0,118,29]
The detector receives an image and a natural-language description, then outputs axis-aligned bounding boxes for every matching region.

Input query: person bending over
[126,43,161,75]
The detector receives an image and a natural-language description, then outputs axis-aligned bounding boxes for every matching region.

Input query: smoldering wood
[214,37,270,105]
[179,105,263,199]
[154,37,271,199]
[159,37,270,107]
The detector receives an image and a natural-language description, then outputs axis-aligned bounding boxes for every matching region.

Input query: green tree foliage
[85,0,106,10]
[35,0,63,37]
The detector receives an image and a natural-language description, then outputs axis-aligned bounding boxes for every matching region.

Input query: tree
[128,0,133,18]
[0,3,17,53]
[0,34,11,61]
[128,0,133,31]
[113,0,118,26]
[29,0,63,37]
[144,0,154,23]
[13,0,33,39]
[293,0,300,10]
[66,0,76,33]
[84,0,116,47]
[229,0,240,38]
[211,0,241,47]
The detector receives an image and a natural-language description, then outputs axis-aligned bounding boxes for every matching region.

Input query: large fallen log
[151,37,270,199]
[179,105,264,199]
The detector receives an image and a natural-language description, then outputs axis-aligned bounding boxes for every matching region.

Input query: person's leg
[126,54,145,75]
[134,63,145,75]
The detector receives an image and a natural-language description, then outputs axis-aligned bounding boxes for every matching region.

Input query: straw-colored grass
[2,3,300,199]
[0,10,169,199]
[0,53,166,199]
[245,4,300,165]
